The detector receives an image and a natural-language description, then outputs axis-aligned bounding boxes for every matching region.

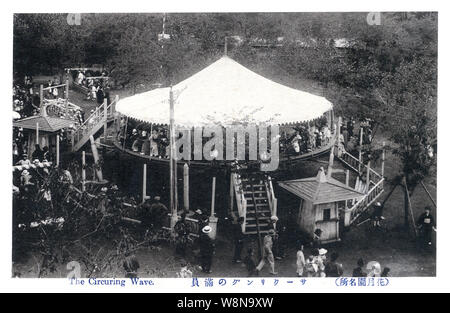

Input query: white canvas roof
[116,56,333,127]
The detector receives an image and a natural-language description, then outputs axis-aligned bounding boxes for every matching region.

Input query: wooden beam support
[404,178,418,237]
[420,180,436,208]
[183,163,189,212]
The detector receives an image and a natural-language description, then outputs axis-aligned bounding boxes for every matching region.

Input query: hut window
[323,208,331,221]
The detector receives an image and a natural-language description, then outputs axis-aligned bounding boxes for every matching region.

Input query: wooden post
[366,161,371,193]
[209,176,219,240]
[358,127,363,173]
[122,116,129,150]
[335,116,341,156]
[327,145,334,179]
[169,88,178,230]
[183,163,189,212]
[103,99,108,141]
[89,135,103,181]
[56,134,60,166]
[36,122,39,147]
[142,163,147,203]
[273,198,278,217]
[82,151,86,192]
[381,183,398,207]
[39,84,43,110]
[404,178,418,237]
[229,173,235,217]
[65,79,69,116]
[211,177,216,217]
[381,142,385,189]
[345,169,350,212]
[114,95,119,113]
[420,180,436,208]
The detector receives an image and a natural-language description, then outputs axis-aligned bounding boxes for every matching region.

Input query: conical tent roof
[116,56,333,127]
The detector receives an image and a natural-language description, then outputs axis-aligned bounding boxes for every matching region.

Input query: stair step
[245,223,270,227]
[246,197,268,201]
[244,184,265,188]
[246,210,271,215]
[246,216,271,221]
[244,230,271,235]
[244,190,266,194]
[246,203,269,208]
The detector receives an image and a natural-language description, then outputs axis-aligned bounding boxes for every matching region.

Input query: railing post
[229,172,235,217]
[366,161,371,193]
[381,141,385,188]
[56,134,60,166]
[82,151,86,192]
[103,99,108,141]
[358,127,363,173]
[142,163,147,203]
[39,84,43,111]
[183,163,189,212]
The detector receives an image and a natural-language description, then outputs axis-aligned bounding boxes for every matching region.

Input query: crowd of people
[74,70,110,103]
[282,123,333,156]
[338,117,374,154]
[120,126,171,158]
[13,76,40,119]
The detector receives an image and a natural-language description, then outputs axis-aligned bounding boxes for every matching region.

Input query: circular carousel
[114,56,336,170]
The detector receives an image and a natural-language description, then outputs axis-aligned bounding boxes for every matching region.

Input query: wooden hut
[278,167,364,243]
[13,114,74,164]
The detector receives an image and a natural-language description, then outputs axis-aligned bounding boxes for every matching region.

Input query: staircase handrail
[344,177,385,225]
[72,98,117,148]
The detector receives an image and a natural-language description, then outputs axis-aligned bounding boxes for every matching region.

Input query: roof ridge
[326,177,365,195]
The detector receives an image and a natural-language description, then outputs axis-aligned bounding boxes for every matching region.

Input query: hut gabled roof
[13,115,74,133]
[278,168,364,204]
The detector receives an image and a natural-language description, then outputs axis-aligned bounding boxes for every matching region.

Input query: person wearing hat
[372,202,384,227]
[256,229,278,275]
[16,153,31,166]
[20,170,33,186]
[416,206,436,246]
[232,217,245,264]
[198,225,215,274]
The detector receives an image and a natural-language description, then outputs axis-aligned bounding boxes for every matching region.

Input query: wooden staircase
[336,148,385,227]
[231,171,278,235]
[71,97,118,152]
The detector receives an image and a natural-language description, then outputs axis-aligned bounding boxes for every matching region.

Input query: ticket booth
[278,167,364,243]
